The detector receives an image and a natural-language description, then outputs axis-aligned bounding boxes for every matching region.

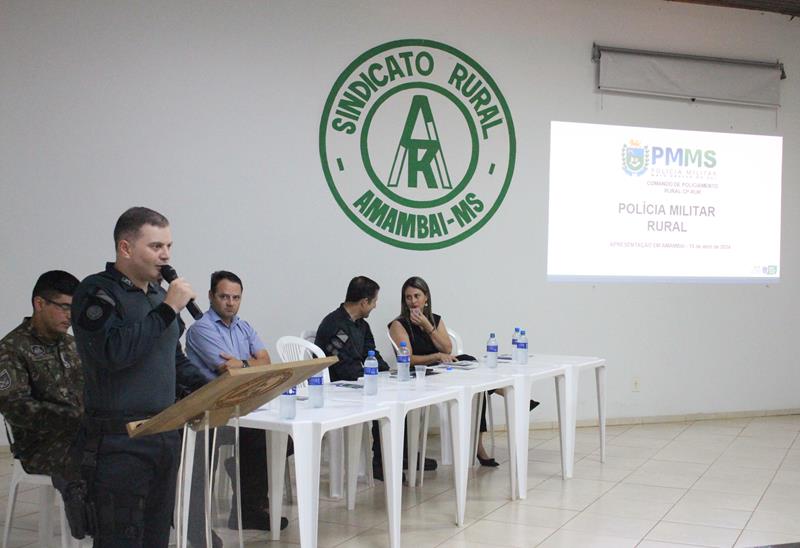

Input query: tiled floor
[2,414,799,547]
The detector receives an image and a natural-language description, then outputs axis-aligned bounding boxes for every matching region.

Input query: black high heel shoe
[477,455,500,467]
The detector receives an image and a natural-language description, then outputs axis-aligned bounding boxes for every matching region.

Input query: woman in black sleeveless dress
[388,276,499,466]
[388,282,455,365]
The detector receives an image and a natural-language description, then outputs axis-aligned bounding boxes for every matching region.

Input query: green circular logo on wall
[320,39,516,250]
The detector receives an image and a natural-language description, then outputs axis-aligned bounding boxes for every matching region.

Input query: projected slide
[548,122,782,282]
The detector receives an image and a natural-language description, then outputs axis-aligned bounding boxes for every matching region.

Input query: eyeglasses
[42,297,72,313]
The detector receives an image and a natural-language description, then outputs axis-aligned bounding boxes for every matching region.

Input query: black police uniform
[71,263,207,547]
[315,304,393,476]
[314,304,389,382]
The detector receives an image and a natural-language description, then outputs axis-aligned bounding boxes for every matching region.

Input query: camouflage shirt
[0,318,83,476]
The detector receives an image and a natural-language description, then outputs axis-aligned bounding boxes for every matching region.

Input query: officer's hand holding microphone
[160,265,203,319]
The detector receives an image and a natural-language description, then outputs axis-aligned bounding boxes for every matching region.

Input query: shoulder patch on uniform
[0,370,11,391]
[77,293,115,331]
[85,305,104,321]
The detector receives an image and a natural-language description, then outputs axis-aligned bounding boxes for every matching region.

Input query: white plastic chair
[300,330,374,490]
[2,420,77,548]
[277,336,369,500]
[387,333,399,354]
[447,329,464,355]
[275,336,335,502]
[277,336,331,391]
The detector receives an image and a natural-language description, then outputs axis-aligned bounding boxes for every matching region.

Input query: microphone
[159,265,203,320]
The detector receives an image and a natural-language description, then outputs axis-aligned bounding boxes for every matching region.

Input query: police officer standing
[71,207,208,547]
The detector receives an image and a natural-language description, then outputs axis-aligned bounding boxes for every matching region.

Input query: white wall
[1,0,798,429]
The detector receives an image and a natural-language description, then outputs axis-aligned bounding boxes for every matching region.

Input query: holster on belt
[63,412,152,539]
[62,478,95,539]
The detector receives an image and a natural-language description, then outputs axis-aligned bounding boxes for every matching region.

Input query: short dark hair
[345,276,380,303]
[210,271,243,293]
[31,270,80,305]
[113,207,169,246]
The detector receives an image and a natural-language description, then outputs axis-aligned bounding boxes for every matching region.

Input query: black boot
[402,456,438,471]
[227,510,289,531]
[224,457,289,531]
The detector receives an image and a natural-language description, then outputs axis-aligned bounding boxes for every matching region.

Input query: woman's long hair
[399,276,434,325]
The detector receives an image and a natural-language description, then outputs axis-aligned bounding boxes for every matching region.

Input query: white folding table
[501,355,607,497]
[325,377,466,524]
[423,367,521,522]
[234,399,402,548]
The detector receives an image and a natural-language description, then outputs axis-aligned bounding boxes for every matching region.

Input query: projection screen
[547,121,783,283]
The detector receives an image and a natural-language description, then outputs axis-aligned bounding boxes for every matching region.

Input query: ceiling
[668,0,800,17]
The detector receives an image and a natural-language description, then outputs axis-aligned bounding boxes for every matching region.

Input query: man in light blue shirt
[186,272,270,379]
[185,271,285,546]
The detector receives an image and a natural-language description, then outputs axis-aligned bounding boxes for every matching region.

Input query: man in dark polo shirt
[315,276,398,478]
[315,276,437,480]
[71,207,208,547]
[314,276,389,382]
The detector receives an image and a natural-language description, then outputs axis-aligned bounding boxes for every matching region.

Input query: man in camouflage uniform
[0,270,83,480]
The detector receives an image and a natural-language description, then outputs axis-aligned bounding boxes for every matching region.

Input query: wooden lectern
[124,356,337,548]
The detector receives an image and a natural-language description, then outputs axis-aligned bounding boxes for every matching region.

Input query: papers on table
[448,361,479,369]
[430,361,478,370]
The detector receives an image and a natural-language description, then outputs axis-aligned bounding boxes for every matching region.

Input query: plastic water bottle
[486,333,498,369]
[364,350,379,396]
[308,371,324,408]
[518,329,529,365]
[397,342,411,382]
[279,386,297,419]
[512,327,520,363]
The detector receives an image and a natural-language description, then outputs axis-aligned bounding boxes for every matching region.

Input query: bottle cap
[520,330,526,335]
[400,341,407,347]
[490,332,495,338]
[367,350,375,357]
[515,327,520,331]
